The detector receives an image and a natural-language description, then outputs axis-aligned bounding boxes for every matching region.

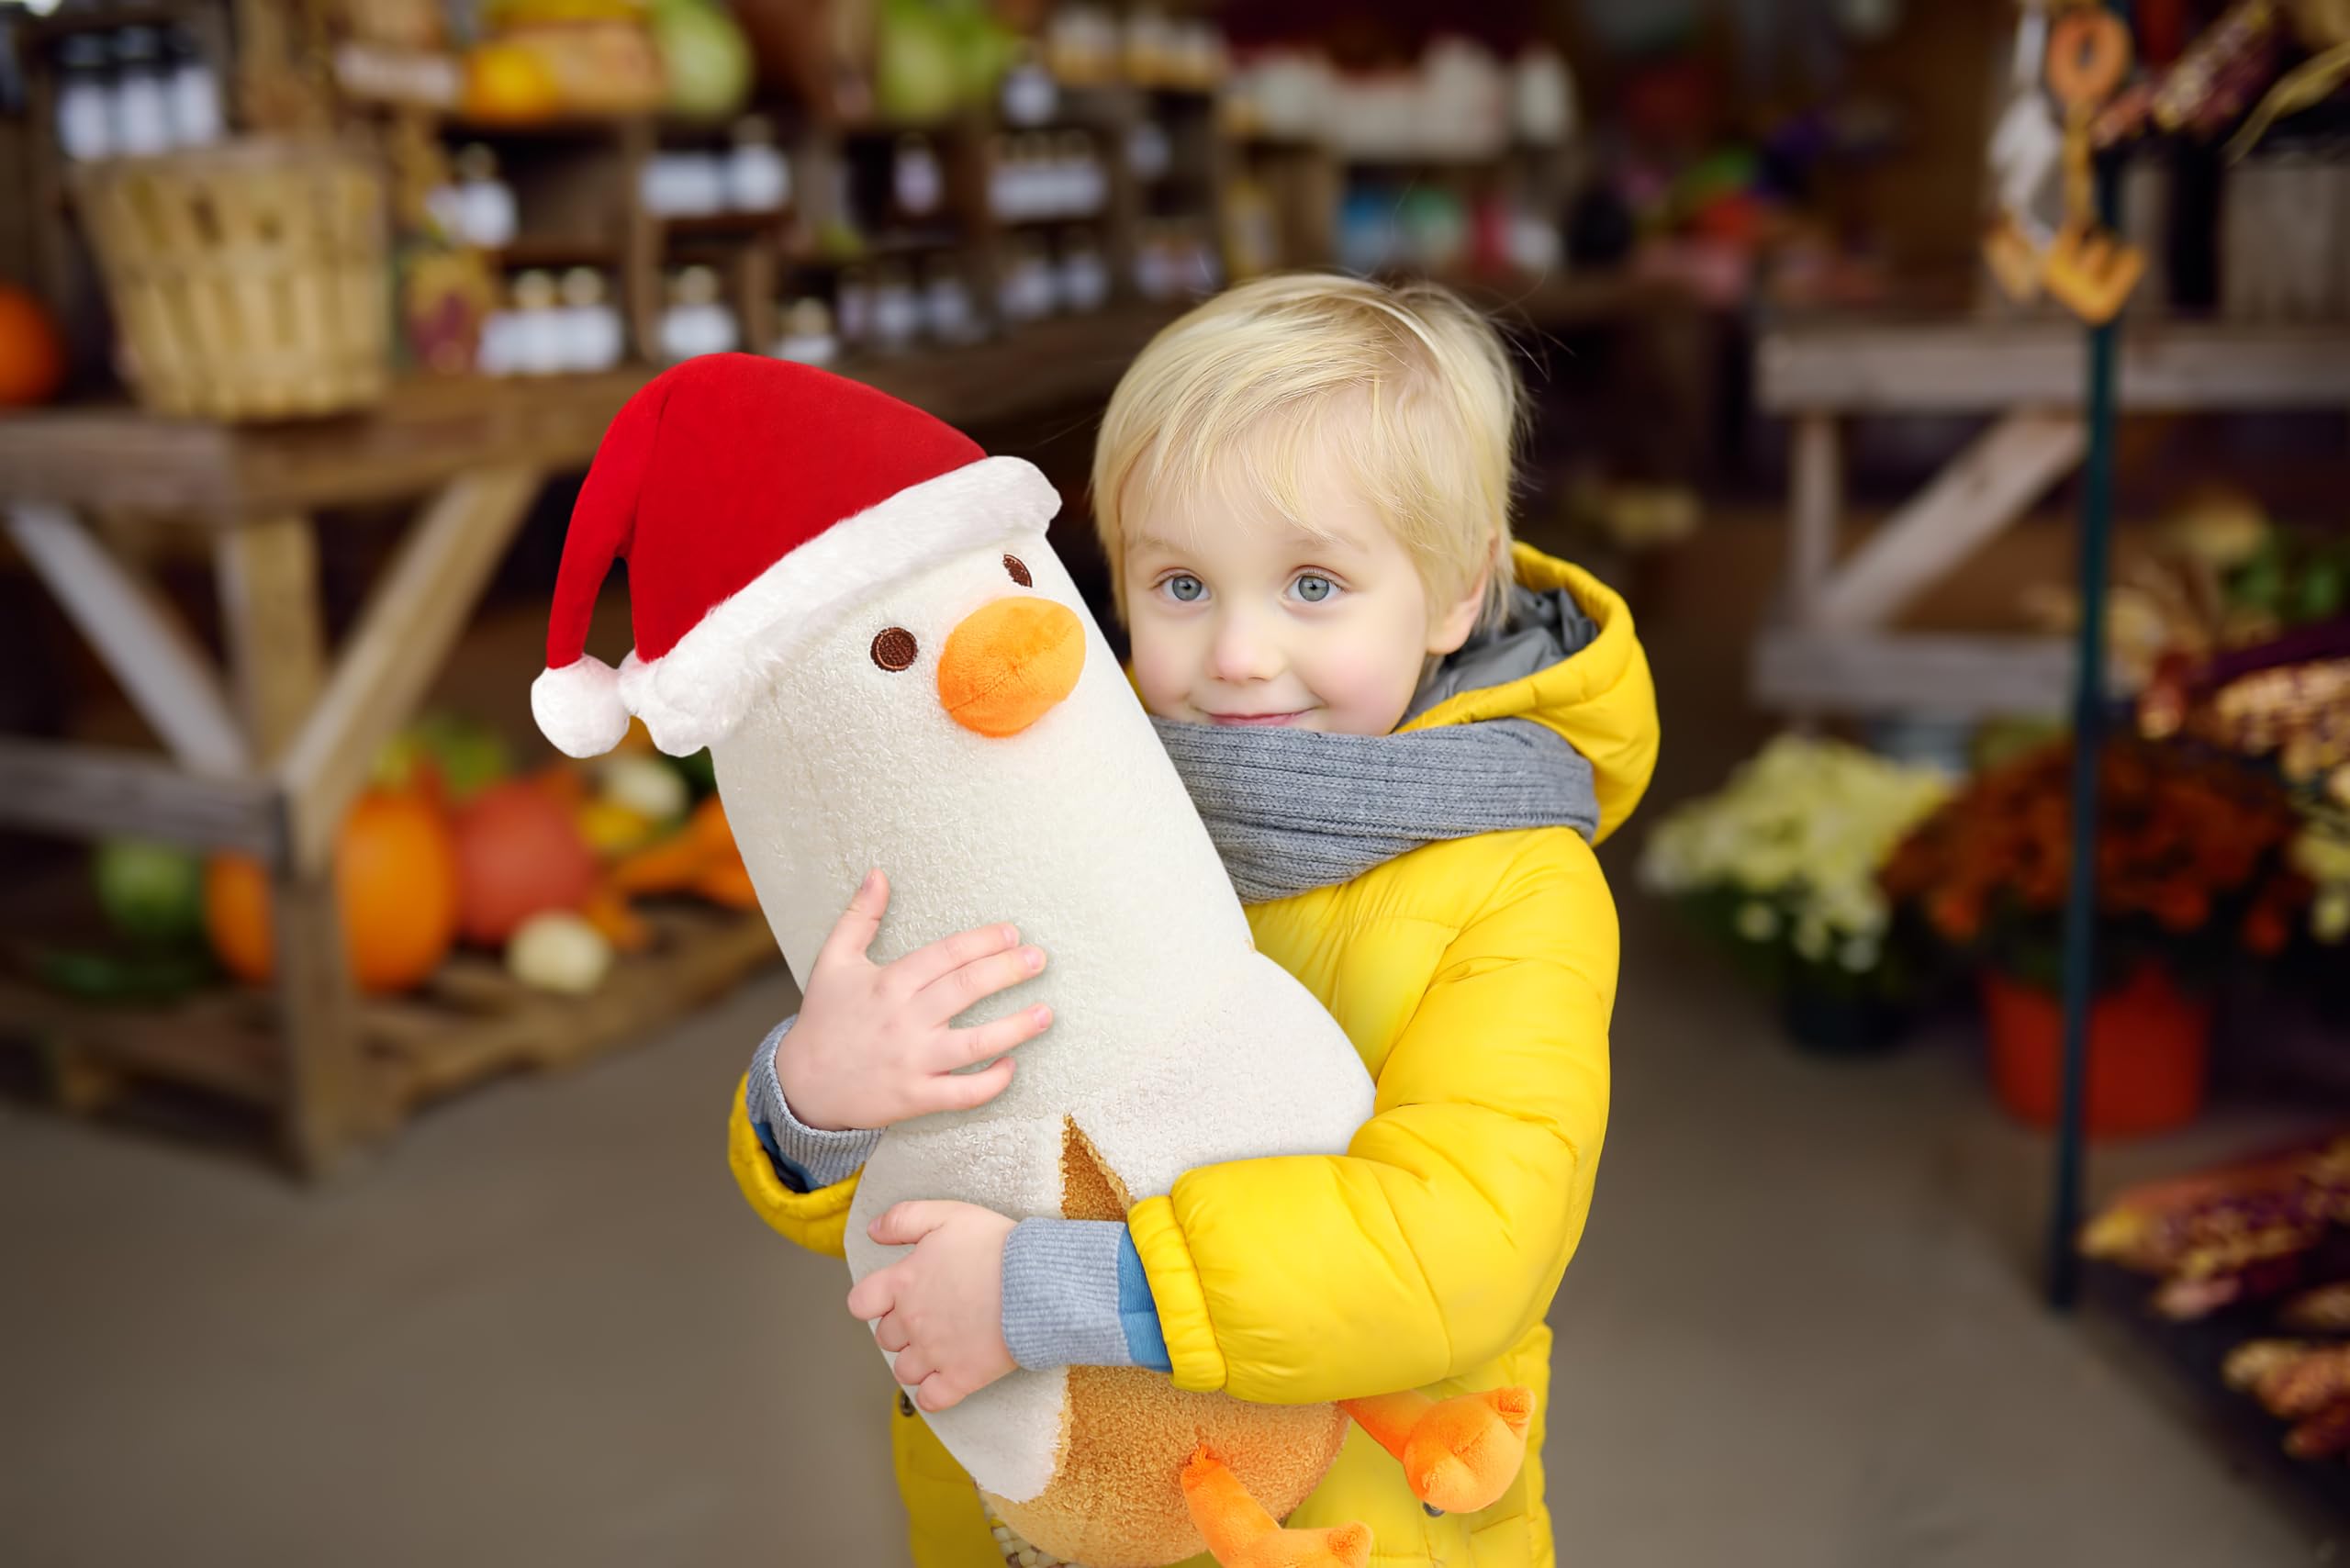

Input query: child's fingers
[915,1372,967,1413]
[845,1270,898,1320]
[892,921,1021,994]
[920,1055,1015,1114]
[918,943,1046,1018]
[874,1314,912,1354]
[892,1345,936,1389]
[815,868,890,969]
[939,1005,1053,1070]
[867,1200,953,1247]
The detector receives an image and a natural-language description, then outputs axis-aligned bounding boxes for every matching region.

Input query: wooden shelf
[0,303,1185,520]
[658,210,790,240]
[1759,317,2350,413]
[488,235,626,268]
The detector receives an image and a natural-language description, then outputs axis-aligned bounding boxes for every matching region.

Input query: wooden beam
[276,465,542,872]
[271,870,370,1173]
[1759,319,2350,413]
[1787,414,1841,625]
[6,502,251,774]
[1753,624,2076,720]
[0,737,284,858]
[215,515,329,761]
[1814,411,2087,632]
[0,979,282,1106]
[0,307,1189,517]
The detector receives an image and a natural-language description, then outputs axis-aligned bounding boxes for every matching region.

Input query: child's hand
[776,869,1052,1132]
[850,1201,1019,1413]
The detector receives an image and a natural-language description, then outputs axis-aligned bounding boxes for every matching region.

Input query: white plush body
[711,534,1373,1508]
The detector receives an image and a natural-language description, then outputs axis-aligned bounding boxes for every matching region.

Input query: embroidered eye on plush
[1003,554,1033,588]
[871,627,918,671]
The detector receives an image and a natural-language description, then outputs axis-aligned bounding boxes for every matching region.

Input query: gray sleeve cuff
[1002,1218,1135,1372]
[747,1015,881,1191]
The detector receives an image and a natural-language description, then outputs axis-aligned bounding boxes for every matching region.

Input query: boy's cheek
[1125,629,1192,718]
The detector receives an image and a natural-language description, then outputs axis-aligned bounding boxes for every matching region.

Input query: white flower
[1736,902,1781,942]
[1839,936,1880,973]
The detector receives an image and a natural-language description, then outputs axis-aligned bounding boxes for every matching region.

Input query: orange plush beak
[937,597,1083,736]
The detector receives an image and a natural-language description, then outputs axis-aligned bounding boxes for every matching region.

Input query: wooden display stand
[0,307,1179,1172]
[1751,315,2350,720]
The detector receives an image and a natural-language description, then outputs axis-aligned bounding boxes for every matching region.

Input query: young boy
[729,273,1657,1568]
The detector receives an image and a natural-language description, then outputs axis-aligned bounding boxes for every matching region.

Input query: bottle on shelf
[643,151,726,219]
[1055,130,1103,218]
[988,134,1023,222]
[726,116,791,214]
[557,268,625,373]
[1001,44,1058,128]
[451,144,518,251]
[1046,6,1118,87]
[165,27,222,148]
[661,265,739,362]
[54,35,115,162]
[869,263,921,352]
[1058,235,1110,313]
[1000,237,1057,321]
[835,268,872,348]
[893,134,945,223]
[1124,11,1174,87]
[111,28,173,158]
[510,269,568,377]
[773,297,840,364]
[922,261,980,345]
[1127,119,1171,184]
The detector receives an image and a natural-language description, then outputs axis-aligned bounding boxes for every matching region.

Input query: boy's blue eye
[1167,575,1204,603]
[1294,574,1335,603]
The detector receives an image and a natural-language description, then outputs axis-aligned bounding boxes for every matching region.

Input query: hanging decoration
[1984,2,2148,324]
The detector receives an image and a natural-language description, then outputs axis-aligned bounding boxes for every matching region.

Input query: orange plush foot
[1180,1445,1372,1568]
[1340,1387,1535,1517]
[1396,1387,1534,1516]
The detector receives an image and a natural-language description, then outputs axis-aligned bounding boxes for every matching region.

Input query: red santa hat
[532,353,1061,757]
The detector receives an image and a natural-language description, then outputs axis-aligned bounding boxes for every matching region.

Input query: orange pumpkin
[204,790,462,993]
[0,286,65,409]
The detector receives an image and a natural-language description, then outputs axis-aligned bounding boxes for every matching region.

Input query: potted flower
[1882,738,2310,1137]
[1640,735,1954,1055]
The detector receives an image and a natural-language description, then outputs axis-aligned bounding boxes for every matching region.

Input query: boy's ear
[1427,566,1489,656]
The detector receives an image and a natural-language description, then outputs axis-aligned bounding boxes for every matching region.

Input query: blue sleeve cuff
[995,1221,1172,1372]
[1116,1228,1172,1373]
[745,1014,880,1193]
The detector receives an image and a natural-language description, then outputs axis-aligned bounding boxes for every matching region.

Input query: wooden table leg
[215,516,328,764]
[273,873,364,1175]
[1788,411,1842,628]
[214,510,372,1174]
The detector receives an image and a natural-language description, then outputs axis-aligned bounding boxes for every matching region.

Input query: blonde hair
[1091,272,1523,633]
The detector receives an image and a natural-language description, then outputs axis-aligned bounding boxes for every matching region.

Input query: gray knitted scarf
[1154,717,1597,904]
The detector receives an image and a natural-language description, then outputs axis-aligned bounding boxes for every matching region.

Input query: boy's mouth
[1204,709,1310,727]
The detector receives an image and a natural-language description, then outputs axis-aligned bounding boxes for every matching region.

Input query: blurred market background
[2,1,2349,1563]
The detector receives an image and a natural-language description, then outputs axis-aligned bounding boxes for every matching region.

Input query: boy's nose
[937,597,1084,736]
[1209,615,1281,684]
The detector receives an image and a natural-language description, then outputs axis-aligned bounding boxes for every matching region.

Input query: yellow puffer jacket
[730,545,1657,1568]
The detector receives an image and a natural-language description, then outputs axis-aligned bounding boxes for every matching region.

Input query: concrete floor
[4,523,2339,1566]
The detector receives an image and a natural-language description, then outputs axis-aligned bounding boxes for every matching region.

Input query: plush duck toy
[532,355,1532,1568]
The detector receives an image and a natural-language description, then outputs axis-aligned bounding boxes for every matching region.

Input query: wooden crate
[1,899,782,1138]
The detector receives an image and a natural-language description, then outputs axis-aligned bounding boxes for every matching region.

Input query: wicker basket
[73,139,390,420]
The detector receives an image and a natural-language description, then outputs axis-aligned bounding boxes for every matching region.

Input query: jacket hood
[1399,543,1660,843]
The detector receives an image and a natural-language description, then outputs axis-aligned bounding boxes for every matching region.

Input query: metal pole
[2046,127,2126,1313]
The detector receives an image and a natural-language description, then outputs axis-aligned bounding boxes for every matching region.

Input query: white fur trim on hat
[532,655,632,758]
[627,454,1058,756]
